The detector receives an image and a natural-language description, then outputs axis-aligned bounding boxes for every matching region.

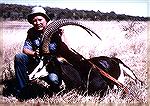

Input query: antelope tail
[112,57,144,85]
[119,63,144,85]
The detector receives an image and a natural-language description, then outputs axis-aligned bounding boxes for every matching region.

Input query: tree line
[0,3,149,21]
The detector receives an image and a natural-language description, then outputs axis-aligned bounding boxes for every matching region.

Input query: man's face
[32,16,47,32]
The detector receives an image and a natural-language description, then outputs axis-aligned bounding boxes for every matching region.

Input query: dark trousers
[14,53,61,92]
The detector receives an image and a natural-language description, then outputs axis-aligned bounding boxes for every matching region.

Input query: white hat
[27,6,50,24]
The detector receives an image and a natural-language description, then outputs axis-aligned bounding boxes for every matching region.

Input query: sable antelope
[2,19,143,99]
[29,46,142,96]
[28,20,143,96]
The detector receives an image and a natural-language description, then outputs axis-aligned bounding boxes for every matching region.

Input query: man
[14,6,62,97]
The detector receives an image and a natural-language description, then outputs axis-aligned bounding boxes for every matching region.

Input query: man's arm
[23,48,36,57]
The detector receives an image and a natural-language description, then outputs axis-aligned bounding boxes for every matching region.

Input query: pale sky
[0,0,149,17]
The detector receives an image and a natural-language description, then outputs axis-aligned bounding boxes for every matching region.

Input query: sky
[0,0,149,17]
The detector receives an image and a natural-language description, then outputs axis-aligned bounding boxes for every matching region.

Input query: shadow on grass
[2,77,53,102]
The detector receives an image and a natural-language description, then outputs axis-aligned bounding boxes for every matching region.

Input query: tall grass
[0,20,148,105]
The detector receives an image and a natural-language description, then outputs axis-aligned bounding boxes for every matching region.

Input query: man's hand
[34,49,40,56]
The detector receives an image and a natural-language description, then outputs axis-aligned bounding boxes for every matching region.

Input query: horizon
[0,0,149,17]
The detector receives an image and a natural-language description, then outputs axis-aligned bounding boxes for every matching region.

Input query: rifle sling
[71,48,129,94]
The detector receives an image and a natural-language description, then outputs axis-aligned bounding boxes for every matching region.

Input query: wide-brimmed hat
[27,6,50,24]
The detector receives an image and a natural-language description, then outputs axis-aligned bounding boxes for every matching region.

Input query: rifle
[71,48,129,94]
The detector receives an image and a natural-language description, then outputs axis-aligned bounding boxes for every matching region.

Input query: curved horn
[42,19,101,54]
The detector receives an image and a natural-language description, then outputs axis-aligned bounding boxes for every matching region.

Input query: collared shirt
[23,27,62,55]
[23,27,43,51]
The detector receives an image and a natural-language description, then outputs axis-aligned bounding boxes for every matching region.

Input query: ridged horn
[42,19,101,54]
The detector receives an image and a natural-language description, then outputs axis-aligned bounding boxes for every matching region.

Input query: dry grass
[0,20,148,105]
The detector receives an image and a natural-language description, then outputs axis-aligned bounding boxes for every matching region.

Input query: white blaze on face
[29,60,48,80]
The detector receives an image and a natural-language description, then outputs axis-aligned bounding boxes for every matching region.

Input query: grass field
[0,20,149,105]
